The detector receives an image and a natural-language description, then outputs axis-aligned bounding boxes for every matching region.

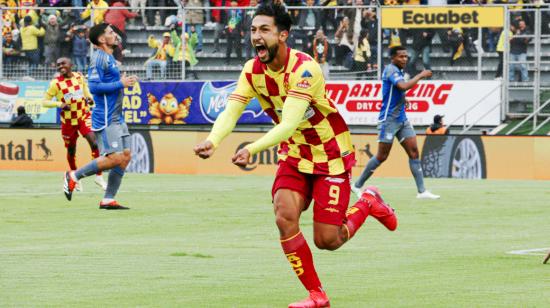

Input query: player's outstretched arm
[396,70,432,91]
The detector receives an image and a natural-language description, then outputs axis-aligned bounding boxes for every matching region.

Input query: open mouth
[255,44,267,58]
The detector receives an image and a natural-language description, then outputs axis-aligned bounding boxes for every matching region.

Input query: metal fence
[1,3,550,127]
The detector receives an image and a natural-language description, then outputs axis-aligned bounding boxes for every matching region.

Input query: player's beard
[258,42,278,64]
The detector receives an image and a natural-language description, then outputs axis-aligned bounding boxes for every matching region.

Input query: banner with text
[326,80,502,126]
[0,81,58,124]
[381,6,505,28]
[122,81,272,125]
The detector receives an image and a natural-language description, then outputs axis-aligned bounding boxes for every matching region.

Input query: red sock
[344,198,370,240]
[280,232,322,292]
[67,153,77,170]
[91,148,102,176]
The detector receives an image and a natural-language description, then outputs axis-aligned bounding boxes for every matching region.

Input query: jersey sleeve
[387,66,404,86]
[43,80,61,107]
[88,53,123,94]
[81,74,92,99]
[287,60,324,104]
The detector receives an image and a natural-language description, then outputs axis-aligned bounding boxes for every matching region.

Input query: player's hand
[60,102,70,111]
[84,97,94,106]
[419,70,432,79]
[194,140,215,159]
[232,148,250,167]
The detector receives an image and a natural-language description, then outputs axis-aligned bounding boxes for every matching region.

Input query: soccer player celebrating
[63,23,137,210]
[194,3,397,307]
[352,46,440,200]
[44,57,107,191]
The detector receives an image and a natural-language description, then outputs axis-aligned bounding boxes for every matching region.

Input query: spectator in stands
[212,0,230,53]
[321,0,338,35]
[312,28,330,79]
[495,26,512,80]
[146,32,175,79]
[2,8,17,38]
[448,27,473,66]
[81,0,109,25]
[185,0,205,53]
[21,15,45,76]
[362,8,378,70]
[130,0,148,26]
[353,29,370,79]
[44,14,63,68]
[242,0,258,59]
[105,0,137,53]
[225,0,243,65]
[407,28,433,76]
[425,114,448,135]
[3,31,21,66]
[66,25,89,73]
[334,16,355,68]
[297,0,320,30]
[170,25,199,79]
[509,20,530,82]
[10,106,34,128]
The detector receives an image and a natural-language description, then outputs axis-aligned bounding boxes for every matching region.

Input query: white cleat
[350,182,363,199]
[417,190,440,199]
[94,175,107,191]
[75,180,83,192]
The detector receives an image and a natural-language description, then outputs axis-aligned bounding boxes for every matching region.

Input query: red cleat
[288,290,330,308]
[99,200,130,210]
[362,186,397,231]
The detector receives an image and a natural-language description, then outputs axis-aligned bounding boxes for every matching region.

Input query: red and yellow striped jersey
[45,72,93,126]
[230,48,355,175]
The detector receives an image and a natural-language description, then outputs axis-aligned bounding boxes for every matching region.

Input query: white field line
[506,248,550,256]
[0,188,234,197]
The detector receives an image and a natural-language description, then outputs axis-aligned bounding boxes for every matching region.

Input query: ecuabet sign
[381,6,505,28]
[325,80,502,126]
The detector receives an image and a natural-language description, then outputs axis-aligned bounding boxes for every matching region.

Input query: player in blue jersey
[63,23,138,209]
[352,46,440,200]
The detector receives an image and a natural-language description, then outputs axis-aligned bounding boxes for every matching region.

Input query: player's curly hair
[253,1,292,33]
[89,23,110,46]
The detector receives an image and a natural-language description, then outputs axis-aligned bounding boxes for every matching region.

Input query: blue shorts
[96,123,131,156]
[377,120,416,144]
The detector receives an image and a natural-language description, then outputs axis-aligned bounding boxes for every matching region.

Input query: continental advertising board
[0,80,501,127]
[381,6,505,28]
[1,129,549,180]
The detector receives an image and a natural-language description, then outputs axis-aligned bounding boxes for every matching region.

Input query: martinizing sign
[381,6,505,28]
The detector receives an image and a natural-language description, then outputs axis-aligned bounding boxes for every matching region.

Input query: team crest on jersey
[296,79,311,89]
[301,70,313,78]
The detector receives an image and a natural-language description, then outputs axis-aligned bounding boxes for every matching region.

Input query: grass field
[1,171,550,307]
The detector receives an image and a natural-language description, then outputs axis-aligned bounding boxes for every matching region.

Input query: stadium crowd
[1,0,548,80]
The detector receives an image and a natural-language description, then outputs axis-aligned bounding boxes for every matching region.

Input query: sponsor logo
[402,10,480,26]
[285,252,304,276]
[199,82,266,123]
[381,7,504,28]
[325,82,453,113]
[324,207,340,213]
[236,142,278,171]
[301,70,313,78]
[0,138,53,161]
[296,79,311,89]
[325,177,346,184]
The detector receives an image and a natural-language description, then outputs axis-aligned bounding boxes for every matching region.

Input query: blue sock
[355,156,381,188]
[74,160,99,180]
[104,166,125,199]
[409,159,426,193]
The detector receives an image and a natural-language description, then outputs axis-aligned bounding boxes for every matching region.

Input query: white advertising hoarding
[325,80,502,126]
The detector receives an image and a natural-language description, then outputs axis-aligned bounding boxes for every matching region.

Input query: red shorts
[61,114,92,148]
[271,160,351,226]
